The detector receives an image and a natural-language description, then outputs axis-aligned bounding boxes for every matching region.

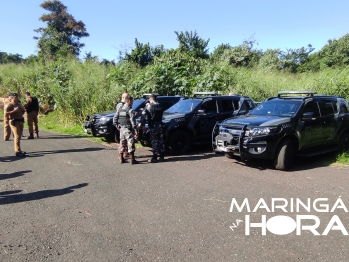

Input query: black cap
[9,92,18,97]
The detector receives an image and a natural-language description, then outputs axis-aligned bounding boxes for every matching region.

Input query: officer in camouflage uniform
[113,96,138,164]
[114,92,129,159]
[4,93,26,157]
[0,93,14,141]
[141,94,165,163]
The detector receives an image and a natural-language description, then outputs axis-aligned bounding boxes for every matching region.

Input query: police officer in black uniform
[140,94,166,163]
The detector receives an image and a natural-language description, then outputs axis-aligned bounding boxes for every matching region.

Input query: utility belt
[10,118,25,125]
[120,125,132,129]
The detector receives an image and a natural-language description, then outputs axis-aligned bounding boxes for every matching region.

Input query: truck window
[303,101,320,117]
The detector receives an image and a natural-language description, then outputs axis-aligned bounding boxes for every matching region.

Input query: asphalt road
[0,128,349,261]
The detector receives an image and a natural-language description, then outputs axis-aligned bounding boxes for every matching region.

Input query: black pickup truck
[138,92,255,154]
[213,91,349,170]
[83,95,183,142]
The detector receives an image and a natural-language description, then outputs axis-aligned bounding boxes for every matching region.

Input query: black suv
[138,92,255,154]
[213,91,349,170]
[83,95,183,142]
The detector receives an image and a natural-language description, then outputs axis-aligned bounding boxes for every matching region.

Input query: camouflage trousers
[119,127,135,154]
[149,123,165,155]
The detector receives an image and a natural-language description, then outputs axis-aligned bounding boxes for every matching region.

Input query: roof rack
[277,91,317,98]
[193,92,218,97]
[142,93,160,99]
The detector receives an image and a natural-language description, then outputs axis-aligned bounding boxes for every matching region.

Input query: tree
[124,39,165,67]
[278,44,315,73]
[83,51,99,62]
[34,0,89,60]
[174,30,210,59]
[0,51,23,64]
[210,43,232,61]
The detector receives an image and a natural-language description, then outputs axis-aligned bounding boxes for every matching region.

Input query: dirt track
[1,128,349,261]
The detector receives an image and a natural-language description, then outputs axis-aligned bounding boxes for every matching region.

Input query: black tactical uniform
[141,95,165,162]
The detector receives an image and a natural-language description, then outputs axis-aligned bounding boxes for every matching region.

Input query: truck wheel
[168,130,191,155]
[225,153,234,159]
[338,132,349,153]
[273,139,294,171]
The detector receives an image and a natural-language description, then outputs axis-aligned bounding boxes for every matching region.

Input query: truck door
[195,99,219,139]
[319,99,337,144]
[297,100,323,149]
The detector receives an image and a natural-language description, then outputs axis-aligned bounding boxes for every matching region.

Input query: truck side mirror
[302,112,315,120]
[197,109,206,115]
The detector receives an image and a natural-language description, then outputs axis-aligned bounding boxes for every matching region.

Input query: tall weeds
[1,58,349,124]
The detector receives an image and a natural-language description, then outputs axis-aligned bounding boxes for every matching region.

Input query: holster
[10,118,24,125]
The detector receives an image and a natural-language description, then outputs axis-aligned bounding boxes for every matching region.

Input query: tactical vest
[118,105,131,126]
[27,97,39,113]
[149,102,163,123]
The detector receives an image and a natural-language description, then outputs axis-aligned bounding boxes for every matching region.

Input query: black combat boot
[119,153,125,164]
[158,152,165,162]
[27,133,34,139]
[130,152,138,165]
[148,154,158,163]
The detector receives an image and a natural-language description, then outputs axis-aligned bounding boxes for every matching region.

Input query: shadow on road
[0,190,22,195]
[27,147,107,157]
[0,183,88,205]
[37,135,92,139]
[0,170,31,180]
[225,153,340,172]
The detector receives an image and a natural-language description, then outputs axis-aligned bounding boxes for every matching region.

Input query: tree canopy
[34,0,89,60]
[175,30,210,59]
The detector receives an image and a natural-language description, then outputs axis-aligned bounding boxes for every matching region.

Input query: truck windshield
[132,99,145,111]
[165,99,201,114]
[249,100,302,117]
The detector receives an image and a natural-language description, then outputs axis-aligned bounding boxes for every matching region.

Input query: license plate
[216,146,228,152]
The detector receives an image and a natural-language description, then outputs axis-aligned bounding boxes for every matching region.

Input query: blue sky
[1,0,349,61]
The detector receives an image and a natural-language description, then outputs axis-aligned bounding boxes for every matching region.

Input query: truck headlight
[100,116,111,124]
[246,127,278,136]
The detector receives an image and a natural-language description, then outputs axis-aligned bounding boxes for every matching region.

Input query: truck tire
[168,130,191,155]
[337,132,349,153]
[225,153,234,159]
[273,138,294,171]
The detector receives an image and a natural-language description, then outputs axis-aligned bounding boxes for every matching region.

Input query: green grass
[38,110,143,147]
[336,152,349,165]
[38,111,112,145]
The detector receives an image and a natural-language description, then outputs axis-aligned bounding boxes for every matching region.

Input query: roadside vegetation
[1,0,348,164]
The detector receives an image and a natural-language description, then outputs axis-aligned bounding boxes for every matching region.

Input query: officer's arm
[4,104,14,116]
[113,110,119,127]
[140,109,148,126]
[23,97,32,108]
[129,109,137,129]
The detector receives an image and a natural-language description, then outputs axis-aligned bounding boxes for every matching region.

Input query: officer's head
[124,95,133,106]
[11,93,19,103]
[149,94,157,103]
[25,92,31,98]
[121,92,129,102]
